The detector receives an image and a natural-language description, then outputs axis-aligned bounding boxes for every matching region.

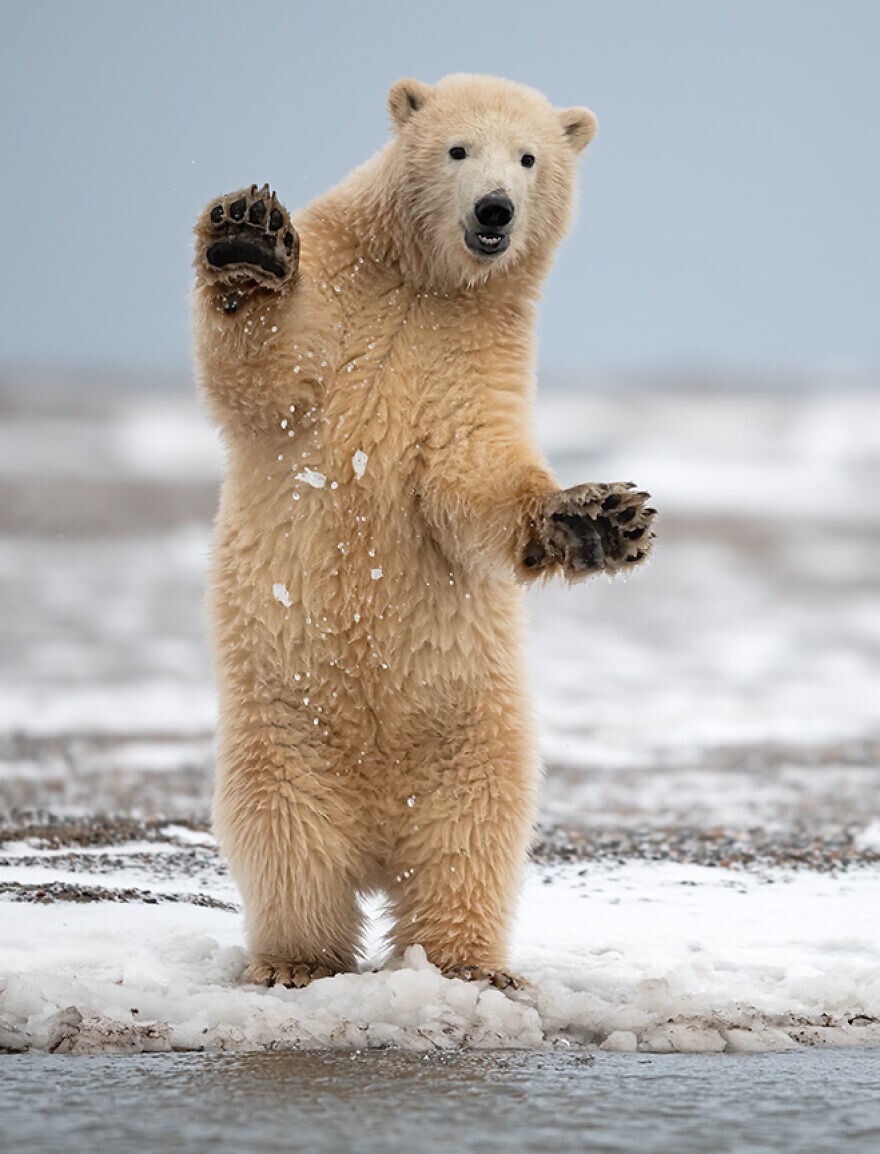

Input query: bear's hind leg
[214,729,367,988]
[385,696,538,988]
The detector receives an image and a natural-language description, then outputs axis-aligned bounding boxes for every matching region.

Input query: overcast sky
[1,0,878,378]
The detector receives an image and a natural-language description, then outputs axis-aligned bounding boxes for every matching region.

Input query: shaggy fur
[191,74,655,989]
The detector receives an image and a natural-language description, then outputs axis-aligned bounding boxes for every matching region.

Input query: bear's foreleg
[192,185,319,434]
[419,436,656,583]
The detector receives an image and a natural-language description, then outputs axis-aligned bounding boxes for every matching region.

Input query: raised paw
[243,957,336,989]
[194,184,299,293]
[445,965,525,991]
[522,481,656,581]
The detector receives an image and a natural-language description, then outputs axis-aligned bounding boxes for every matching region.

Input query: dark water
[1,1049,879,1154]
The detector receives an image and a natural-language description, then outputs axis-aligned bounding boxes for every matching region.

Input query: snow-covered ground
[1,378,879,1053]
[1,831,878,1055]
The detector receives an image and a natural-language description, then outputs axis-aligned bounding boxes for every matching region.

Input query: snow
[0,681,215,737]
[158,824,217,847]
[370,567,383,580]
[294,467,327,488]
[1,860,878,1054]
[352,449,368,478]
[854,821,880,852]
[272,582,292,608]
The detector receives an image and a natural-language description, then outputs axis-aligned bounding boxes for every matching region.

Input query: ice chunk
[352,450,368,479]
[370,567,383,581]
[294,468,327,489]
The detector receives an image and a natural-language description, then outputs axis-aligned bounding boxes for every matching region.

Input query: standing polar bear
[192,74,655,990]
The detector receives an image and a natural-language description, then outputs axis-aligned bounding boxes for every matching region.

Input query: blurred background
[1,0,879,841]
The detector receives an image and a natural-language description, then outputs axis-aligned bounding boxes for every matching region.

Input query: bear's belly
[210,464,524,704]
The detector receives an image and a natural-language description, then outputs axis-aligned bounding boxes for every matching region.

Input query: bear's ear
[388,78,433,131]
[559,107,598,153]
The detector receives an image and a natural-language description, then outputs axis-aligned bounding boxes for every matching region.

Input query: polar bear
[192,73,655,990]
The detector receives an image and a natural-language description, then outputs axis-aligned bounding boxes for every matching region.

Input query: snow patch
[370,567,383,581]
[855,820,880,851]
[159,825,216,848]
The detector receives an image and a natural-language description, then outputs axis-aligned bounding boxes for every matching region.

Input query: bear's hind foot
[195,185,299,299]
[243,956,336,989]
[445,965,525,991]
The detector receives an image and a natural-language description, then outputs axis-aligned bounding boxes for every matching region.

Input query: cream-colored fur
[191,74,654,989]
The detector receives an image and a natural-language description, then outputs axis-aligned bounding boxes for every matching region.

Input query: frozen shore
[2,824,879,1055]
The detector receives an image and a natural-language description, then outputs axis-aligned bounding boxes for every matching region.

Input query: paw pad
[523,481,657,580]
[197,184,299,290]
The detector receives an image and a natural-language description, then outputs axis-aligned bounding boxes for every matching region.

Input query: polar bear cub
[192,73,655,990]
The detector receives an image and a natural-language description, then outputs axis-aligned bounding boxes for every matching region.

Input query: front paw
[522,482,656,580]
[194,184,299,299]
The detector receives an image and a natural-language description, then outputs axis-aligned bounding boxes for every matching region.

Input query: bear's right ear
[388,78,432,131]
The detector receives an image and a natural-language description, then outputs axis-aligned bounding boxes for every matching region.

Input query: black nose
[474,190,514,229]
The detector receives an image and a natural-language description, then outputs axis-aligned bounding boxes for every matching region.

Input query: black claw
[283,231,295,252]
[268,208,283,231]
[229,196,247,221]
[524,539,547,568]
[210,204,224,223]
[617,506,637,523]
[249,200,267,225]
[628,550,646,563]
[645,508,657,517]
[635,491,651,499]
[625,526,645,540]
[601,494,622,511]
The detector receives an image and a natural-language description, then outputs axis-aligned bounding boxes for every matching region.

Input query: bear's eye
[448,146,467,161]
[521,153,536,168]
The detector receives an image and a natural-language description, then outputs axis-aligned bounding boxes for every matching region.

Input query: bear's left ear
[388,78,433,131]
[559,107,598,153]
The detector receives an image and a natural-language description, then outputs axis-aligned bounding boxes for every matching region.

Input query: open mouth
[464,229,511,258]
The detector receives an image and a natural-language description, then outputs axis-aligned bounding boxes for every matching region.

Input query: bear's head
[386,73,596,290]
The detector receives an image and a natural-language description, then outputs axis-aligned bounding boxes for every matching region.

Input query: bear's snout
[473,190,515,230]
